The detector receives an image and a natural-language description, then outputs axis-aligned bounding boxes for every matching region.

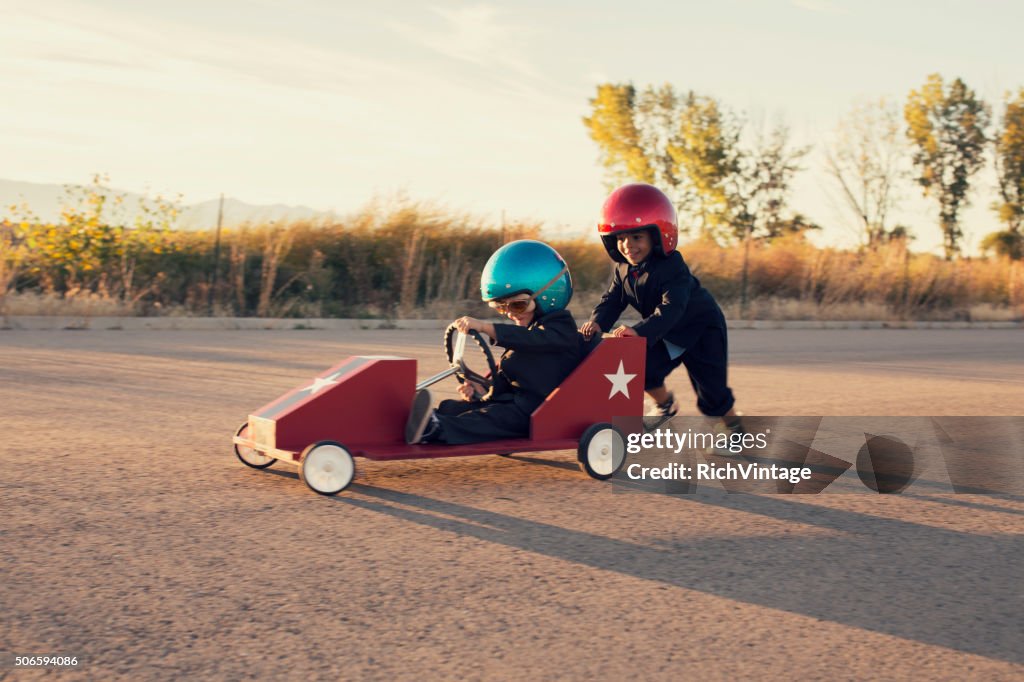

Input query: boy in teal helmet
[406,240,593,445]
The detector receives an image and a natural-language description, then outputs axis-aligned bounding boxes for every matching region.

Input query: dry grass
[721,298,897,321]
[1,291,137,317]
[965,303,1024,322]
[7,198,1023,321]
[719,298,1022,321]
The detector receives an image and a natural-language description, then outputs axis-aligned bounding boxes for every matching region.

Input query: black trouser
[432,395,532,445]
[644,326,735,417]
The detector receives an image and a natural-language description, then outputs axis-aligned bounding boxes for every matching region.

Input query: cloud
[390,4,543,82]
[3,2,404,97]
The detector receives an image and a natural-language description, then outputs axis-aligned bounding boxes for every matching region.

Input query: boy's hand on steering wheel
[454,316,495,342]
[453,316,480,334]
[612,325,639,338]
[579,321,601,339]
[457,380,485,401]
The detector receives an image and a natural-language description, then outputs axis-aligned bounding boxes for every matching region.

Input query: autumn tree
[634,84,687,199]
[582,83,656,188]
[668,92,742,236]
[585,83,806,242]
[825,98,907,247]
[904,74,990,259]
[585,84,735,235]
[982,88,1024,259]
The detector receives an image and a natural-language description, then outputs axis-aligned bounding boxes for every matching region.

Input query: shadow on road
[264,468,299,481]
[338,482,1022,665]
[500,454,579,471]
[902,491,1024,516]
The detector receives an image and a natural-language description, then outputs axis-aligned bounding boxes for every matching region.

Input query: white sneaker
[647,391,678,418]
[643,392,679,430]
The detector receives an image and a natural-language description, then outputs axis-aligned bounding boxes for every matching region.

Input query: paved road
[2,328,1022,680]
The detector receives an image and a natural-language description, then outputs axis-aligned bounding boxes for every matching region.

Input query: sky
[3,0,1022,254]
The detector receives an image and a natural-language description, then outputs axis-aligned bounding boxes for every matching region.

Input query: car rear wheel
[577,423,626,480]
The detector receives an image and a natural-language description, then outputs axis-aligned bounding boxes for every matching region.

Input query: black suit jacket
[590,251,725,351]
[490,309,594,413]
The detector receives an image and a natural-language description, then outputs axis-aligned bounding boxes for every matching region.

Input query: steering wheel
[444,323,497,399]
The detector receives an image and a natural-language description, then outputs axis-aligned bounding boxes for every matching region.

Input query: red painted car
[232,327,645,496]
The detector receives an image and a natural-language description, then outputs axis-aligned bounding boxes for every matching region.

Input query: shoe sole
[405,390,433,444]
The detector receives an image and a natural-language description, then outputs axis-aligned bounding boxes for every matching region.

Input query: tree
[980,230,1023,260]
[18,175,179,299]
[668,92,743,236]
[825,98,907,247]
[583,83,696,219]
[904,74,990,259]
[721,123,809,313]
[582,84,655,188]
[0,219,29,311]
[767,213,822,239]
[734,123,810,241]
[584,83,807,242]
[584,85,746,237]
[698,121,810,244]
[984,88,1024,258]
[634,84,687,197]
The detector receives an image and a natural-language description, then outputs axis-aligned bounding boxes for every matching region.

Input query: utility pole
[209,193,224,314]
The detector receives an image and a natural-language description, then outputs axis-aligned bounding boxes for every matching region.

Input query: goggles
[489,298,533,315]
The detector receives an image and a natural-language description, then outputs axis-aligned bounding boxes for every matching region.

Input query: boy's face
[490,294,536,326]
[617,230,653,265]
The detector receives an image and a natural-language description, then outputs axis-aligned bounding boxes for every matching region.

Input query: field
[2,328,1022,679]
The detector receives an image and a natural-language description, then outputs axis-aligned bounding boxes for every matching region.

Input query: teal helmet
[480,240,573,315]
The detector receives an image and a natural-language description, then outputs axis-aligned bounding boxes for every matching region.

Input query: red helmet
[598,183,678,263]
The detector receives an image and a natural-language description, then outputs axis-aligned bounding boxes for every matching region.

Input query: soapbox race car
[232,325,645,496]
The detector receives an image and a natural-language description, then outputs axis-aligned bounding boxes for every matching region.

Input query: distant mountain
[0,178,334,230]
[177,197,332,230]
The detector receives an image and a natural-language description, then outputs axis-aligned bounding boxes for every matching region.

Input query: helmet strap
[529,265,569,303]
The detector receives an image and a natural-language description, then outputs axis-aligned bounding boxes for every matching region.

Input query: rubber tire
[577,423,627,480]
[234,422,276,469]
[299,441,356,496]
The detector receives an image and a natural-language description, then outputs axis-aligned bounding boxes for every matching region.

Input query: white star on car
[302,375,339,395]
[604,361,636,399]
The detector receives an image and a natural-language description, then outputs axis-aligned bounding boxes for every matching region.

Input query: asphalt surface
[1,328,1022,680]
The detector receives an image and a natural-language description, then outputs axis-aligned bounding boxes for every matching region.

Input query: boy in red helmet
[579,183,741,426]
